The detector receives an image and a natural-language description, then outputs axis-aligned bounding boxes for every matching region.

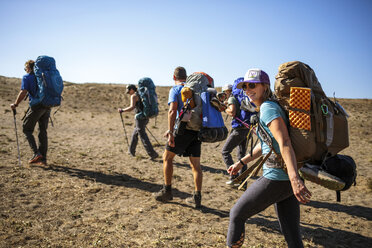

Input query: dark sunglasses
[242,83,257,90]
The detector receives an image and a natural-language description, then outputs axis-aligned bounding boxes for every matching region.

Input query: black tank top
[135,93,144,114]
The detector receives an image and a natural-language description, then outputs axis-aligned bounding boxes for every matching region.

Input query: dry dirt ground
[0,75,371,248]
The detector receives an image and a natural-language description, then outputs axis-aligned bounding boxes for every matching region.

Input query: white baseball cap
[222,83,232,92]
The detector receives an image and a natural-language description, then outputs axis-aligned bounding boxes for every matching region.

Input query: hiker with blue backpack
[226,69,311,248]
[154,67,206,209]
[10,57,63,166]
[222,77,256,186]
[118,81,159,160]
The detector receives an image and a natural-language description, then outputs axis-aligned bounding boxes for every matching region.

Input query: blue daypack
[198,91,228,143]
[30,56,64,107]
[231,77,256,129]
[135,77,159,120]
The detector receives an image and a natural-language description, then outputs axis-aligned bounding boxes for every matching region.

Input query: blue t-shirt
[168,84,184,115]
[258,101,289,181]
[21,73,37,102]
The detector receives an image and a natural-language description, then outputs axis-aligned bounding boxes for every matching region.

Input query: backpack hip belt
[265,153,285,169]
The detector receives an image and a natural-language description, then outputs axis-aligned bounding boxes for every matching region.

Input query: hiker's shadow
[41,163,229,217]
[308,200,372,221]
[248,213,372,247]
[42,164,190,199]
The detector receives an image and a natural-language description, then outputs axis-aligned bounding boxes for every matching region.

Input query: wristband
[239,159,246,166]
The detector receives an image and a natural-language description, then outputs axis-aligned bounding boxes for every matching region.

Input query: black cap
[126,84,137,92]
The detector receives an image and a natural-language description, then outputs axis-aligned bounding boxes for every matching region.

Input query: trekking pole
[234,116,250,129]
[12,109,21,166]
[145,126,161,146]
[119,112,129,147]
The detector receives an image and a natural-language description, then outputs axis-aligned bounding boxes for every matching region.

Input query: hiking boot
[39,158,47,166]
[150,152,159,160]
[29,154,43,164]
[225,179,240,187]
[154,187,173,202]
[185,192,202,209]
[226,175,239,187]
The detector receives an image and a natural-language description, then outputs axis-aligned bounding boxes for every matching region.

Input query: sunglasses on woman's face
[242,83,257,91]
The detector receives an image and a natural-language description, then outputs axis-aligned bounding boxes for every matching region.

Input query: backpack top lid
[185,73,210,93]
[194,72,214,88]
[274,61,326,99]
[34,56,57,74]
[138,77,155,89]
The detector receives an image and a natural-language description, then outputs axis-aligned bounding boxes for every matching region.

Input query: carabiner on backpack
[321,104,329,115]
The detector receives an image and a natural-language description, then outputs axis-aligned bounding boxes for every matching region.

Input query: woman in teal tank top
[226,69,311,248]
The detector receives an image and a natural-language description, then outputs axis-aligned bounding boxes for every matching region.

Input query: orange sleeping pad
[289,87,311,131]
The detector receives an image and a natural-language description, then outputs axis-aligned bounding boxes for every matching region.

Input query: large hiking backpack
[179,72,228,142]
[181,72,211,131]
[30,56,64,107]
[274,61,349,164]
[135,77,159,120]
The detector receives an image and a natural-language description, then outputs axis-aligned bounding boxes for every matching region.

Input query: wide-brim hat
[236,69,270,89]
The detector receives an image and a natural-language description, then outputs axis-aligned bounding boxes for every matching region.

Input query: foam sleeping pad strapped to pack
[31,55,64,107]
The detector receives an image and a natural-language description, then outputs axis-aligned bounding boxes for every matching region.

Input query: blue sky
[1,0,371,98]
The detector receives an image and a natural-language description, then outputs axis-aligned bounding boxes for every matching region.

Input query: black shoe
[185,192,202,209]
[128,151,135,157]
[154,187,173,202]
[150,152,159,160]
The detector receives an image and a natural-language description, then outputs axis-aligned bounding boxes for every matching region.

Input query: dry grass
[0,75,371,247]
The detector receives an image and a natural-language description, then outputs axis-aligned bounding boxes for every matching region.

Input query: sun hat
[222,83,232,92]
[236,69,270,89]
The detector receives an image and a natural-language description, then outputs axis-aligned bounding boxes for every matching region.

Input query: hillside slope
[1,76,371,247]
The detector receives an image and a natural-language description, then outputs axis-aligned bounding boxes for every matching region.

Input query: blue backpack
[198,91,228,143]
[135,77,159,120]
[30,56,64,107]
[231,77,256,129]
